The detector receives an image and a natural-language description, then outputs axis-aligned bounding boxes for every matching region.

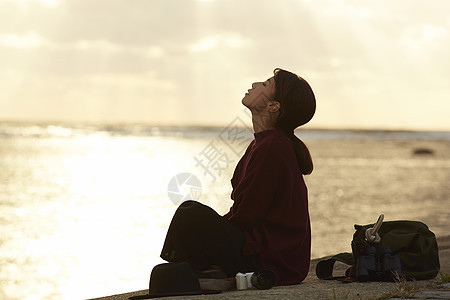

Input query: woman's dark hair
[273,68,316,175]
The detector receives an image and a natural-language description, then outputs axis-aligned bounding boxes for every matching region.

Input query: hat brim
[129,289,220,299]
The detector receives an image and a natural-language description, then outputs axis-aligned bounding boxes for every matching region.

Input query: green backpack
[316,217,440,281]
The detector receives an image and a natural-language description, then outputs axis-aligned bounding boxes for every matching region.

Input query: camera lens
[250,270,275,290]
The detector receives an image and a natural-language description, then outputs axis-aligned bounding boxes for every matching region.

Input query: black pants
[160,200,259,277]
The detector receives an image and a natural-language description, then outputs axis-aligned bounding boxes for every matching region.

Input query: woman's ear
[267,101,281,113]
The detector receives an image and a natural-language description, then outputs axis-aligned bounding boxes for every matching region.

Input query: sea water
[1,122,449,300]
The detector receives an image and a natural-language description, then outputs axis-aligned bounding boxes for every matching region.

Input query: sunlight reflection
[0,134,206,299]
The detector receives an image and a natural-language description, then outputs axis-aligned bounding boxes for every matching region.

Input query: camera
[236,269,275,290]
[356,245,402,281]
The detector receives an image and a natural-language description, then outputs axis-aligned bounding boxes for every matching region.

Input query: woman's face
[242,76,276,110]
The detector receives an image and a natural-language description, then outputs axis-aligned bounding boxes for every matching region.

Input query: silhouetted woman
[161,68,316,286]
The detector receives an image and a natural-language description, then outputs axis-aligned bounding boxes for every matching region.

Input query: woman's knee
[179,200,199,208]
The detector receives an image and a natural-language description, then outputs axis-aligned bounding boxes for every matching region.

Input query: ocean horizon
[1,120,450,141]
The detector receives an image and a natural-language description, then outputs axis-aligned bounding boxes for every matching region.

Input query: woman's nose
[251,82,260,89]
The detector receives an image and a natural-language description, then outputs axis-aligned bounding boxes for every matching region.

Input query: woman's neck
[251,111,277,133]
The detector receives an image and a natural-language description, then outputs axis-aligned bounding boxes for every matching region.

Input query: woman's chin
[242,94,253,106]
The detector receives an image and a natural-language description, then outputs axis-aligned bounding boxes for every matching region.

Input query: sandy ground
[92,236,450,300]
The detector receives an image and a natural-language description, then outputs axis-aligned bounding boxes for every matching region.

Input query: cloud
[0,0,449,129]
[72,40,165,59]
[0,70,180,123]
[401,24,448,53]
[0,0,60,10]
[189,32,250,52]
[0,30,166,77]
[0,32,45,48]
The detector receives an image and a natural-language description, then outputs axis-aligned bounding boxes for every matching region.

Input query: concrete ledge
[91,236,450,300]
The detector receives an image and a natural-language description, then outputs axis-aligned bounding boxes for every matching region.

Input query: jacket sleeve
[227,142,285,254]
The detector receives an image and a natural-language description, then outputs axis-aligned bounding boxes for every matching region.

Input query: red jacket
[224,129,311,285]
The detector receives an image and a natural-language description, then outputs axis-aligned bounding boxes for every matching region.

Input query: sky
[1,0,449,130]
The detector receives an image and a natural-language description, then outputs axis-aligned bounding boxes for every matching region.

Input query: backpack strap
[315,252,354,280]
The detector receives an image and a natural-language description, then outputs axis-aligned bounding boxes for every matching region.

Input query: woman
[161,68,316,286]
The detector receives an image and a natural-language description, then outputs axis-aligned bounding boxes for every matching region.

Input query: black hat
[129,262,221,299]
